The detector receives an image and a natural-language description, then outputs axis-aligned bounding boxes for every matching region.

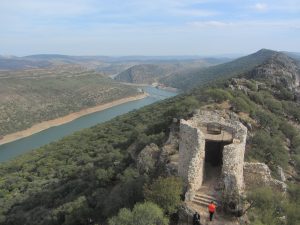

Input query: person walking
[208,201,216,221]
[193,211,201,225]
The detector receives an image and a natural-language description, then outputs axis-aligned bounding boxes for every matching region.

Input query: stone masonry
[178,110,248,202]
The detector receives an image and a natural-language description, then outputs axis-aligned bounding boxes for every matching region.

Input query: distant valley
[0,54,230,138]
[0,49,300,225]
[0,69,140,137]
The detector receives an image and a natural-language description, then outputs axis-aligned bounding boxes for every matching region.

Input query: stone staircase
[192,192,220,208]
[192,184,221,207]
[181,167,241,225]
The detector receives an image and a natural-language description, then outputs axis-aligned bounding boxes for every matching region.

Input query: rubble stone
[243,162,287,193]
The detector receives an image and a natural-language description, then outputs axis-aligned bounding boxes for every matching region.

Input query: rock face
[137,143,160,174]
[247,53,300,90]
[277,166,287,182]
[178,110,247,203]
[243,162,287,193]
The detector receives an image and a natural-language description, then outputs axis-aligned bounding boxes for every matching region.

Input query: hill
[284,52,300,61]
[0,54,230,78]
[114,59,230,84]
[160,49,280,90]
[0,50,299,225]
[114,62,204,84]
[0,57,51,70]
[0,69,139,136]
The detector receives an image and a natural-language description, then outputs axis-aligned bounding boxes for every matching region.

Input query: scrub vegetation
[0,70,139,136]
[0,50,299,225]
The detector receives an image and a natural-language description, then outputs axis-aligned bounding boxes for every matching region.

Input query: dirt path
[0,93,148,146]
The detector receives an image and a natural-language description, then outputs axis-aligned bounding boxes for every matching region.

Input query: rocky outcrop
[277,166,287,182]
[247,53,300,90]
[243,162,287,193]
[137,143,160,174]
[136,119,180,176]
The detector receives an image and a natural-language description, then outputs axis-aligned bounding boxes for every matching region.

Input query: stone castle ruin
[178,110,247,213]
[136,109,287,223]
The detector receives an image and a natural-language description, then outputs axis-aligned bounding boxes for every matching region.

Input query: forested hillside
[160,49,280,90]
[0,70,139,136]
[114,60,216,84]
[115,63,184,84]
[0,50,299,225]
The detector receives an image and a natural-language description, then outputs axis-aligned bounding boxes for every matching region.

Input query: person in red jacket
[208,201,216,221]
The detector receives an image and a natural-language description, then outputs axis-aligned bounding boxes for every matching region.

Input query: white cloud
[188,21,233,27]
[188,19,300,29]
[254,3,268,12]
[171,9,218,17]
[0,0,96,17]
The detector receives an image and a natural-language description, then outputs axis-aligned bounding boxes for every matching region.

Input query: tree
[108,202,168,225]
[143,177,183,214]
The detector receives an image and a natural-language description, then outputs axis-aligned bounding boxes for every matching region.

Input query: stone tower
[178,110,247,211]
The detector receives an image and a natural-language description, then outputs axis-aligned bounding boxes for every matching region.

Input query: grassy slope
[0,50,299,225]
[0,70,138,136]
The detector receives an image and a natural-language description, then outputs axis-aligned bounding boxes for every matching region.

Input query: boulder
[243,162,287,193]
[137,143,160,174]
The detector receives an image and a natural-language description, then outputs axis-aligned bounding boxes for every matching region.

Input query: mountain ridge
[160,49,281,90]
[0,49,299,225]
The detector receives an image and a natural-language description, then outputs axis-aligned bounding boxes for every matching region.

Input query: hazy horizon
[1,0,299,56]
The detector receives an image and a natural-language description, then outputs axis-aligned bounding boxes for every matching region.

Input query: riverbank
[0,93,148,146]
[121,82,179,92]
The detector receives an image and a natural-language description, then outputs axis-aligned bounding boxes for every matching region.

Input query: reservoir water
[0,86,177,163]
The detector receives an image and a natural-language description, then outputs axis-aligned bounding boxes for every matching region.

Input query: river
[0,86,177,163]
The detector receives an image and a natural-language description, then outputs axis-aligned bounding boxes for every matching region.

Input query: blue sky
[1,0,299,56]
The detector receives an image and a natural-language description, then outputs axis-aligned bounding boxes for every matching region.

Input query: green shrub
[231,97,252,113]
[247,187,285,225]
[108,202,169,225]
[274,85,294,101]
[245,80,258,91]
[143,177,183,214]
[282,101,300,121]
[264,98,283,115]
[249,91,265,105]
[247,131,288,169]
[251,109,279,130]
[279,122,298,140]
[203,88,233,103]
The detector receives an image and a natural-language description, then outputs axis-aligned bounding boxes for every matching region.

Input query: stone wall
[223,142,246,196]
[178,110,247,201]
[178,120,205,200]
[222,121,247,195]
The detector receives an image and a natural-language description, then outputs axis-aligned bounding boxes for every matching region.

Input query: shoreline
[0,93,148,146]
[120,82,179,92]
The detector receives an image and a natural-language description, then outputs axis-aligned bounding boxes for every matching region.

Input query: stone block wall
[222,121,247,196]
[178,110,248,202]
[223,142,246,196]
[178,119,205,200]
